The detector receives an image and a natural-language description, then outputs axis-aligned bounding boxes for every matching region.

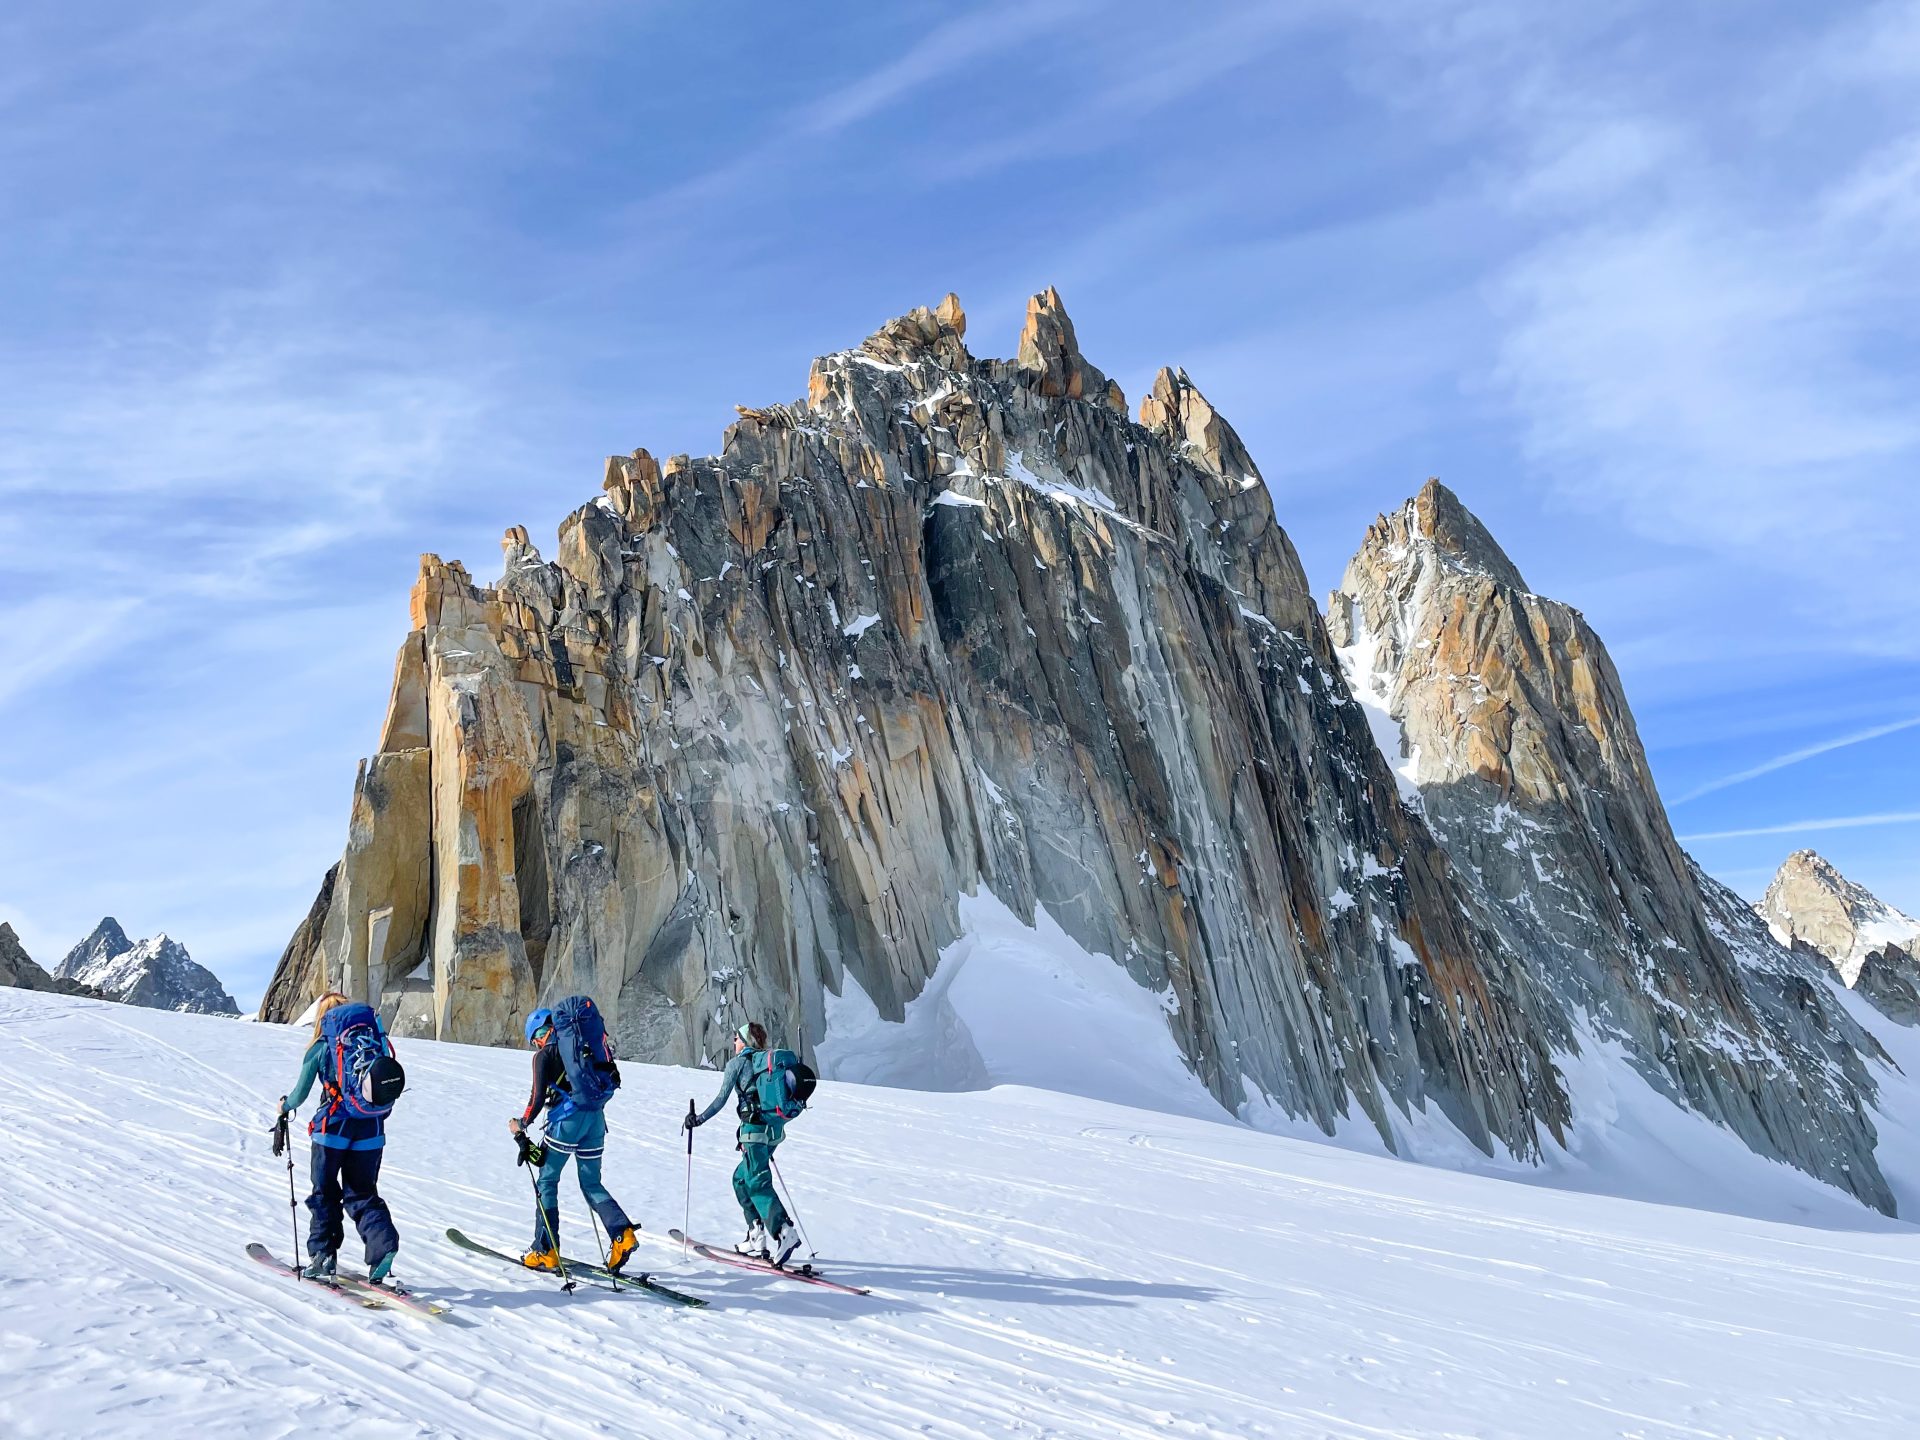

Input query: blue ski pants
[533,1108,632,1250]
[307,1142,398,1265]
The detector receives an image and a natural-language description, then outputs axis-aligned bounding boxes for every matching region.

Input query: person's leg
[568,1111,632,1237]
[738,1139,789,1236]
[341,1145,399,1270]
[305,1143,346,1260]
[532,1134,568,1252]
[731,1152,758,1227]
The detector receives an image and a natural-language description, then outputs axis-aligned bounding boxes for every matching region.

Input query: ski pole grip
[686,1098,695,1154]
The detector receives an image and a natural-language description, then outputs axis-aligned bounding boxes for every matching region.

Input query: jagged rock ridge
[1330,480,1894,1211]
[265,288,1573,1163]
[2,924,59,992]
[265,291,1904,1213]
[1763,850,1920,1025]
[60,919,238,1015]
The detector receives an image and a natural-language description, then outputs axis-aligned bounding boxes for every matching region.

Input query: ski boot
[607,1225,639,1273]
[521,1246,561,1273]
[735,1223,766,1258]
[369,1249,396,1284]
[768,1224,801,1268]
[301,1250,338,1281]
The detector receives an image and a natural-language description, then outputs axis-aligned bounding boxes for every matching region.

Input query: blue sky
[2,0,1916,1005]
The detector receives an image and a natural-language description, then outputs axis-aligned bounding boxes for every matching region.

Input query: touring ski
[336,1269,452,1317]
[246,1242,386,1311]
[666,1229,871,1295]
[443,1228,706,1308]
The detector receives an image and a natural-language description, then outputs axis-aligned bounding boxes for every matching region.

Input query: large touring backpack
[749,1047,817,1127]
[550,995,620,1113]
[320,1003,405,1120]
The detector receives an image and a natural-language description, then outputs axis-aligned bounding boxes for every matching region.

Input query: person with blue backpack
[508,995,640,1274]
[275,991,406,1282]
[683,1020,815,1267]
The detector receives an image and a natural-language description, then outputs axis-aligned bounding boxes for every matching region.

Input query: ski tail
[666,1229,871,1295]
[246,1243,386,1311]
[444,1228,706,1309]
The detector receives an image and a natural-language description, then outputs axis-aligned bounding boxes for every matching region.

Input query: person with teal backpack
[508,995,641,1274]
[683,1019,816,1266]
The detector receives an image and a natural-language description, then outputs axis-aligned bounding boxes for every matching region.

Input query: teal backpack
[749,1047,817,1126]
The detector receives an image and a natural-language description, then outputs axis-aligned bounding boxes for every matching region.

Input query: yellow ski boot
[607,1226,639,1273]
[521,1246,560,1273]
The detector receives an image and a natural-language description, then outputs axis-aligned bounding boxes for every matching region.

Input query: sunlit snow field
[4,987,1920,1439]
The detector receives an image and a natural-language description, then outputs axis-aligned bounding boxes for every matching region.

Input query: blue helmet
[524,1007,553,1043]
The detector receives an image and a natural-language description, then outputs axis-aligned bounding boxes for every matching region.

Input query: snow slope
[4,992,1920,1438]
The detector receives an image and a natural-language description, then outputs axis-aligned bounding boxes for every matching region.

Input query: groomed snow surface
[5,981,1920,1438]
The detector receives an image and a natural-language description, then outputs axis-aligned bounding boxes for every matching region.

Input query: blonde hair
[310,992,350,1043]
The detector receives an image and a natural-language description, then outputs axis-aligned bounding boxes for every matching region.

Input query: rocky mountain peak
[1761,849,1920,984]
[259,295,1903,1216]
[57,921,237,1015]
[58,916,132,980]
[2,923,57,991]
[1014,285,1125,414]
[1329,480,1894,1210]
[1137,367,1262,491]
[1411,479,1530,592]
[857,290,971,370]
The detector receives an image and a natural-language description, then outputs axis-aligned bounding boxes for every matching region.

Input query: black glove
[271,1110,290,1158]
[682,1113,698,1131]
[515,1132,546,1167]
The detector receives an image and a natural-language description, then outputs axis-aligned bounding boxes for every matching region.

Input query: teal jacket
[693,1051,760,1127]
[282,1040,325,1113]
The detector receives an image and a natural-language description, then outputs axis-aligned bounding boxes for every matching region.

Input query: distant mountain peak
[1762,850,1920,983]
[1408,479,1531,593]
[58,916,133,981]
[57,920,237,1015]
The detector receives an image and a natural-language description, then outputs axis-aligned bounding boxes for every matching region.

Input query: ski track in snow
[3,992,1920,1438]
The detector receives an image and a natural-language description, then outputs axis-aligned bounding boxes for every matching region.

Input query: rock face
[265,289,1571,1162]
[1762,850,1920,982]
[1329,481,1894,1212]
[58,919,238,1015]
[1,923,58,991]
[263,291,1904,1213]
[1762,851,1920,1024]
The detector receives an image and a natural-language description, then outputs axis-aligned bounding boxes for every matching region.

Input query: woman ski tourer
[276,992,404,1282]
[683,1020,808,1267]
[508,997,640,1274]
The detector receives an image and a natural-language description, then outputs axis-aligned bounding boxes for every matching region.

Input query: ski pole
[768,1152,816,1260]
[274,1108,301,1281]
[683,1099,694,1257]
[519,1131,576,1294]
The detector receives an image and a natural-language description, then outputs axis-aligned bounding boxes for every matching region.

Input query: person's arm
[690,1054,747,1126]
[512,1045,557,1131]
[280,1041,324,1115]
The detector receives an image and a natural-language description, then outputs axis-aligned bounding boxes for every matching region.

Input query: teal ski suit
[690,1050,789,1236]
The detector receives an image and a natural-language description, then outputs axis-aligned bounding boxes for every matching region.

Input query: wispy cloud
[1334,0,1920,660]
[1674,715,1920,805]
[1678,812,1920,843]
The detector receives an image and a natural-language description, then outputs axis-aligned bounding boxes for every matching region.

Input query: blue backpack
[321,1003,405,1120]
[550,995,620,1113]
[749,1047,816,1126]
